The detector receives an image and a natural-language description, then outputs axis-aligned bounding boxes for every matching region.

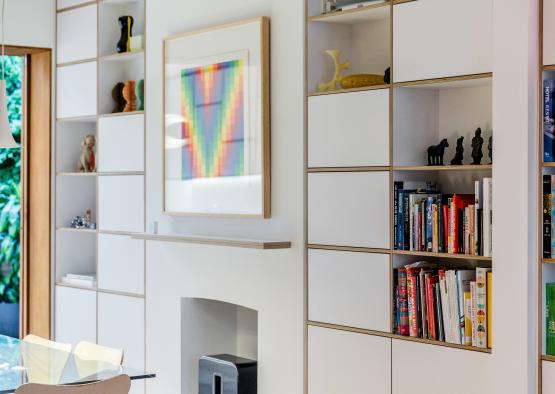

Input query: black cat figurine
[116,16,134,54]
[450,136,464,165]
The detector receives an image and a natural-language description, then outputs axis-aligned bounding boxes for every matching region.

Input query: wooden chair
[14,374,131,394]
[22,335,72,353]
[74,342,124,366]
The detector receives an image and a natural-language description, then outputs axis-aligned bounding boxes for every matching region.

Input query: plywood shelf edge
[131,233,292,250]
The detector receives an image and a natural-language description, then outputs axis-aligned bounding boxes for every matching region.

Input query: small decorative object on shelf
[471,127,484,165]
[340,74,384,89]
[116,16,134,54]
[318,49,350,92]
[135,79,144,111]
[112,82,126,113]
[488,135,493,164]
[70,209,96,230]
[199,354,257,394]
[122,80,137,112]
[77,134,96,173]
[427,139,449,166]
[384,67,391,85]
[322,0,337,13]
[130,34,144,52]
[450,136,464,165]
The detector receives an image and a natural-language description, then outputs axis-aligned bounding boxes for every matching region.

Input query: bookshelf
[55,1,146,393]
[305,0,493,393]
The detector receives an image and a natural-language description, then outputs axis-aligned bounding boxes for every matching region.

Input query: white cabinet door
[57,62,97,119]
[98,233,144,295]
[98,175,144,233]
[55,286,96,346]
[57,5,97,64]
[392,339,492,394]
[308,326,391,394]
[308,171,390,248]
[545,0,555,65]
[308,89,390,167]
[544,361,555,394]
[309,249,390,332]
[393,0,493,82]
[98,293,144,370]
[98,114,145,173]
[58,0,93,10]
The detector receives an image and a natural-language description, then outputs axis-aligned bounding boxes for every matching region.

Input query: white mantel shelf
[131,233,292,250]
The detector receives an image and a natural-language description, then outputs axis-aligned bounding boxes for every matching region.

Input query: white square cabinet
[57,4,97,64]
[98,233,144,295]
[58,0,92,10]
[55,286,96,346]
[308,249,390,332]
[545,0,555,66]
[393,0,493,82]
[308,89,390,168]
[392,339,492,394]
[98,293,145,370]
[98,114,144,173]
[98,175,144,233]
[308,326,391,394]
[308,171,390,248]
[57,62,97,119]
[544,361,555,394]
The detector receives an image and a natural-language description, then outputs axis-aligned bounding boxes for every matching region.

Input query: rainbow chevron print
[180,59,245,180]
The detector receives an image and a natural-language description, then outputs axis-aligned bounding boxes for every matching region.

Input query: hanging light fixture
[0,0,17,149]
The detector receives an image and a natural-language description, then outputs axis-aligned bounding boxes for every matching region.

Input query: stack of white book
[61,273,97,288]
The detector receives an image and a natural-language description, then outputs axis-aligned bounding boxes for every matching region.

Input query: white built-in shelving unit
[305,1,494,393]
[55,1,146,393]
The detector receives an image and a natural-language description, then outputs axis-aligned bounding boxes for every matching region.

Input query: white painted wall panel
[393,0,493,82]
[98,114,145,173]
[545,0,555,65]
[98,233,145,295]
[57,62,97,119]
[543,361,555,394]
[308,249,390,332]
[308,171,390,248]
[55,286,96,346]
[308,89,390,167]
[98,175,144,232]
[308,326,391,394]
[57,5,97,64]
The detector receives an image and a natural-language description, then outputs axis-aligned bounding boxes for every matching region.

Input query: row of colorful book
[393,261,492,349]
[393,179,493,256]
[543,175,555,258]
[544,79,555,163]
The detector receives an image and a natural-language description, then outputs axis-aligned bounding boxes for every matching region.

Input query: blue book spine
[394,182,402,249]
[426,196,434,251]
[544,79,555,162]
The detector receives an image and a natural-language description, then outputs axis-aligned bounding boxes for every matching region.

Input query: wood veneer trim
[393,164,492,171]
[307,1,390,23]
[132,233,292,250]
[393,72,493,88]
[392,249,493,261]
[308,84,391,97]
[308,244,391,254]
[308,166,391,173]
[57,0,98,13]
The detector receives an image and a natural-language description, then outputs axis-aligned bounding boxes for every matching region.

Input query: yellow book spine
[487,271,493,349]
[464,291,472,346]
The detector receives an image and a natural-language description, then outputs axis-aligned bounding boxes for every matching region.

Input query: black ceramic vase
[116,15,134,53]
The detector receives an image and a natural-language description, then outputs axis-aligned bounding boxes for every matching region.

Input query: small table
[0,335,155,393]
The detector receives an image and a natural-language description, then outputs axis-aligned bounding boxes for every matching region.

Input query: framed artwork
[163,17,270,217]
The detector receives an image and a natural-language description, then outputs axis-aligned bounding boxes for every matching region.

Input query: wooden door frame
[7,45,53,339]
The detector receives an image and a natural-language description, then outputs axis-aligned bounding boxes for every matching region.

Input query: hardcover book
[476,267,491,348]
[544,79,555,162]
[547,282,555,355]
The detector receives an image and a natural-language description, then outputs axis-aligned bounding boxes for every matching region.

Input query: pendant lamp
[0,0,18,149]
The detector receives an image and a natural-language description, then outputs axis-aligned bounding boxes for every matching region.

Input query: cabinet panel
[58,0,92,10]
[544,361,555,394]
[308,171,390,248]
[308,326,391,394]
[98,293,145,371]
[98,234,144,295]
[392,339,492,394]
[308,89,390,167]
[393,0,492,82]
[309,249,390,332]
[57,62,97,119]
[98,175,144,233]
[57,5,97,64]
[98,114,144,173]
[545,0,555,66]
[55,286,96,346]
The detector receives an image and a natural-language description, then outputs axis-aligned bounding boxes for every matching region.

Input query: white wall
[2,0,55,49]
[144,0,304,394]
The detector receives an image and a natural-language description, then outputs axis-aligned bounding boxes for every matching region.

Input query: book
[425,273,438,340]
[464,291,473,346]
[544,79,555,163]
[438,270,451,343]
[456,270,476,345]
[407,272,419,337]
[475,180,483,255]
[470,281,477,347]
[483,178,493,257]
[475,267,491,348]
[552,176,555,259]
[435,282,445,342]
[451,194,475,254]
[394,181,403,249]
[547,283,555,355]
[545,175,553,258]
[397,268,409,336]
[419,269,428,339]
[487,271,492,349]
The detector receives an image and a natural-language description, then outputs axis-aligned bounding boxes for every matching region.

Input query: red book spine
[408,274,419,337]
[398,268,409,336]
[442,204,449,252]
[452,194,459,254]
[425,275,436,340]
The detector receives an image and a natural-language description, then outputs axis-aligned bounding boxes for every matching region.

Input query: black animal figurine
[111,82,126,113]
[471,128,484,165]
[427,139,449,166]
[116,16,134,53]
[450,136,464,165]
[384,67,391,85]
[488,135,493,164]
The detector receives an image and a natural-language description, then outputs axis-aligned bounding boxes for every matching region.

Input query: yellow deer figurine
[318,49,350,92]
